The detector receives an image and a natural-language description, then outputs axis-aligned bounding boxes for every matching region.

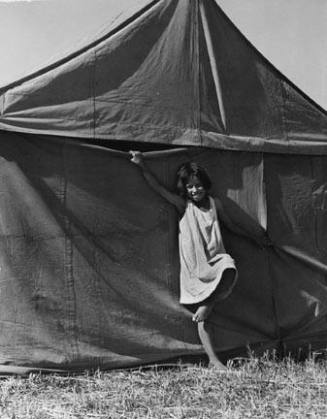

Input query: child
[130,151,269,369]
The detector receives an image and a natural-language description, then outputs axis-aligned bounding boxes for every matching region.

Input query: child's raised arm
[130,151,185,214]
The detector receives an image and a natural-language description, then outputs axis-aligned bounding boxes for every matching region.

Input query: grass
[1,354,327,418]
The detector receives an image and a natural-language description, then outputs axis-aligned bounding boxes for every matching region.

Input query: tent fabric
[0,0,326,154]
[0,133,327,372]
[0,0,327,372]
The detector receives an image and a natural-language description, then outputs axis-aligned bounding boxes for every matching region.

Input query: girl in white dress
[130,151,268,369]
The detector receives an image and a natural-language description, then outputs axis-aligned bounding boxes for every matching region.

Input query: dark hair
[176,162,212,198]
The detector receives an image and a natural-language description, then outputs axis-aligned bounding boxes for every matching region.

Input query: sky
[0,0,326,110]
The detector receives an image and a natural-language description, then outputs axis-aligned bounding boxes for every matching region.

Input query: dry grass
[1,354,327,418]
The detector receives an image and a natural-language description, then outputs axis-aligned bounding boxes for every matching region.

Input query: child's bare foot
[192,303,213,322]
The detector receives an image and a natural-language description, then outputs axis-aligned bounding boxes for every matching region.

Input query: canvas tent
[0,0,327,373]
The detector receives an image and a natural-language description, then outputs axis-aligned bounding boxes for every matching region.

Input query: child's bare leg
[194,269,236,367]
[198,321,226,369]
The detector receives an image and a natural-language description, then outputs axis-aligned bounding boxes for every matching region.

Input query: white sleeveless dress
[179,196,237,304]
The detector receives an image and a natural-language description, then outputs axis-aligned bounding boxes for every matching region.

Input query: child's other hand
[129,151,144,167]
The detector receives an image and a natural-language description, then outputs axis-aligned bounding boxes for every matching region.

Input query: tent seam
[92,51,97,140]
[200,0,227,134]
[263,156,281,351]
[280,81,288,149]
[196,0,201,146]
[62,139,80,360]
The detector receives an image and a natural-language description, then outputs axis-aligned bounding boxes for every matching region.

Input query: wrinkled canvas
[0,134,326,372]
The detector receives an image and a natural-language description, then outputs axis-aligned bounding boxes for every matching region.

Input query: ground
[0,354,327,418]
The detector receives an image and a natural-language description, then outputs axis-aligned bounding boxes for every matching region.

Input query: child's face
[185,176,207,203]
